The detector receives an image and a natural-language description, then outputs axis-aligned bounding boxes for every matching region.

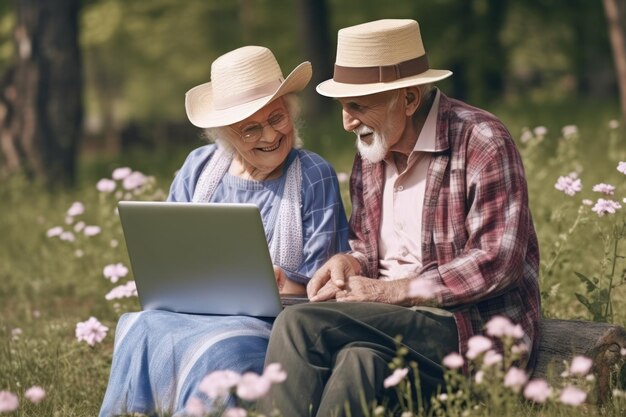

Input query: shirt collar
[413,89,440,153]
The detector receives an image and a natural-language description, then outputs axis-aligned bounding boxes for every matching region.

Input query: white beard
[354,125,388,164]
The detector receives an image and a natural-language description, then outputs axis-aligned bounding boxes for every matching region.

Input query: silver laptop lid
[118,201,283,317]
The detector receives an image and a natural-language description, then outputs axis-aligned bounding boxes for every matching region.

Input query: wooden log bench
[532,319,626,404]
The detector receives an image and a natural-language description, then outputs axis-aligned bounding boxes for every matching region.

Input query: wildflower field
[1,102,626,416]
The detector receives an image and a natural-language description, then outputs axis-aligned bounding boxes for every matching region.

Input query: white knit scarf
[192,145,303,272]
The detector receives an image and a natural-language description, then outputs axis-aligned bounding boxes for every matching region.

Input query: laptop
[118,201,309,317]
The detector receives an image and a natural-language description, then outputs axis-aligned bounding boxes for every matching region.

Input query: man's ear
[404,86,420,116]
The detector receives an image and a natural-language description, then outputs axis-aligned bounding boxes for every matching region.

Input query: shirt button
[402,250,408,257]
[396,185,404,192]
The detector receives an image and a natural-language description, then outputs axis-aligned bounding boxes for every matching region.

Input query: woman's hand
[273,266,306,295]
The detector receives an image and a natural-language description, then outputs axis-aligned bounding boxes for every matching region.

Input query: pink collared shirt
[379,91,441,280]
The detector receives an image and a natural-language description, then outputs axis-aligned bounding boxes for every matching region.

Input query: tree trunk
[603,0,626,124]
[296,0,333,122]
[0,0,82,188]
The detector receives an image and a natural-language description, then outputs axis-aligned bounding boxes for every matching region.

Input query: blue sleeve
[288,150,350,283]
[167,145,217,202]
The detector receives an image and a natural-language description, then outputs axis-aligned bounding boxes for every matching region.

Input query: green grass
[1,99,625,416]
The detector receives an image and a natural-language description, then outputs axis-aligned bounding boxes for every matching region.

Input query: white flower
[442,353,464,369]
[67,201,85,217]
[609,120,620,129]
[236,372,271,401]
[383,367,409,388]
[570,356,593,376]
[561,125,578,139]
[103,263,129,283]
[559,385,587,406]
[474,370,485,384]
[504,367,528,392]
[198,370,241,398]
[112,167,132,180]
[83,225,102,236]
[337,172,349,183]
[105,281,137,300]
[96,178,116,193]
[618,161,626,174]
[46,226,63,237]
[24,386,46,404]
[263,363,287,384]
[466,335,492,359]
[533,126,548,137]
[75,316,108,346]
[523,379,551,403]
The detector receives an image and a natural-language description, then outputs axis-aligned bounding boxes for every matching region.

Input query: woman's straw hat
[317,19,452,98]
[185,46,312,128]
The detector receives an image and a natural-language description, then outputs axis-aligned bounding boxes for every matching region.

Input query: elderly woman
[99,46,349,417]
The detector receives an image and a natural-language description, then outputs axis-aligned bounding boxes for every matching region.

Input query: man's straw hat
[317,19,452,98]
[186,46,312,128]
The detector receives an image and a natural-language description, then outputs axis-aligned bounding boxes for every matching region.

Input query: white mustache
[353,126,374,136]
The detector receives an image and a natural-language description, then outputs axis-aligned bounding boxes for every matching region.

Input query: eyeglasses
[230,111,290,143]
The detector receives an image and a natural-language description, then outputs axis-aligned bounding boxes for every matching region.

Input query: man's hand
[307,254,360,301]
[335,276,406,304]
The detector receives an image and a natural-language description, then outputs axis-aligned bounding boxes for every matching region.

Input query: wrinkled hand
[335,275,405,304]
[307,254,360,301]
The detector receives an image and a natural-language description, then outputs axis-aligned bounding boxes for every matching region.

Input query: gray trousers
[258,302,458,417]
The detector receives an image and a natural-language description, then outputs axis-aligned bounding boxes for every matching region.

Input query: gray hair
[203,94,304,150]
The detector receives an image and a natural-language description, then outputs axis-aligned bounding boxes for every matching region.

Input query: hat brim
[186,61,312,128]
[316,69,452,98]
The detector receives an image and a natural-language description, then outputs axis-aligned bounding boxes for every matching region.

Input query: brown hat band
[333,55,429,84]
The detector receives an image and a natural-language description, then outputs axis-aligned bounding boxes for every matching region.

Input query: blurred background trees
[0,0,624,188]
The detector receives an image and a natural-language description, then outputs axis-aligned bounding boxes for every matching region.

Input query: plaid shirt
[349,92,541,368]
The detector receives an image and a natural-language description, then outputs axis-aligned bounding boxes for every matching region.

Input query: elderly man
[260,19,540,417]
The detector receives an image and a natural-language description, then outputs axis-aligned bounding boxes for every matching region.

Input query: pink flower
[236,372,271,401]
[103,263,129,283]
[485,316,524,339]
[474,370,485,384]
[0,391,19,412]
[621,348,626,357]
[24,386,46,404]
[185,396,205,417]
[67,201,85,217]
[123,171,148,190]
[96,178,116,193]
[73,221,85,232]
[504,367,528,392]
[559,385,587,406]
[618,161,626,174]
[570,356,593,376]
[198,370,241,398]
[561,125,578,139]
[555,175,582,196]
[11,328,22,340]
[112,167,132,180]
[523,379,551,403]
[83,225,101,236]
[75,316,108,346]
[591,199,622,217]
[408,279,437,300]
[533,126,548,137]
[263,363,287,384]
[592,183,615,195]
[482,350,503,368]
[223,407,247,417]
[384,367,409,388]
[46,226,63,237]
[105,281,137,300]
[466,335,492,359]
[442,353,464,369]
[609,120,620,129]
[337,172,349,183]
[59,231,75,242]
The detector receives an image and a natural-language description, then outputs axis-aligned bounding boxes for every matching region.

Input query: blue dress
[99,146,349,417]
